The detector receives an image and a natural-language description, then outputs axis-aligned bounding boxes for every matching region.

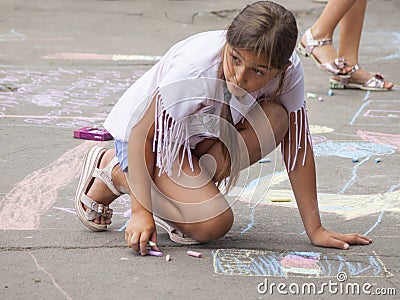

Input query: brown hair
[215,1,298,191]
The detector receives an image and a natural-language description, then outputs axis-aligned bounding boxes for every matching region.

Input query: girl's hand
[125,209,159,255]
[309,226,373,250]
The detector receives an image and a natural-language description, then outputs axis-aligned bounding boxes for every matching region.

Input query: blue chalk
[374,158,381,163]
[351,158,359,163]
[327,89,333,97]
[258,158,272,163]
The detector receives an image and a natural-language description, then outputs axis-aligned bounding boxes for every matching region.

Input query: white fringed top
[104,30,312,175]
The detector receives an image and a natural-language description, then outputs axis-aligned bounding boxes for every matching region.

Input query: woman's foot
[297,28,352,76]
[330,65,394,91]
[347,68,394,90]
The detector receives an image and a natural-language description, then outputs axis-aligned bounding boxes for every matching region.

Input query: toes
[385,81,394,89]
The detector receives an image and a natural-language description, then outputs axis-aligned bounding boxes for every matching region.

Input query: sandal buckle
[97,204,113,218]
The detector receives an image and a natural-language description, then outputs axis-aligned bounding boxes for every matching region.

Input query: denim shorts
[114,139,129,172]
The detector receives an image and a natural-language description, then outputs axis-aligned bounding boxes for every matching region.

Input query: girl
[75,1,372,255]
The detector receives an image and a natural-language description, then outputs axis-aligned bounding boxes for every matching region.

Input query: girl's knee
[190,208,234,243]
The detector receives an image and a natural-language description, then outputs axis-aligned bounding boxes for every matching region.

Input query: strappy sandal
[153,215,201,245]
[329,64,393,91]
[75,146,122,231]
[297,28,350,78]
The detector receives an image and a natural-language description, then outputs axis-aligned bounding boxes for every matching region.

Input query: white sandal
[75,146,121,231]
[153,215,201,245]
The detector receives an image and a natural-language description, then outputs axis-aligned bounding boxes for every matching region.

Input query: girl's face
[223,44,282,97]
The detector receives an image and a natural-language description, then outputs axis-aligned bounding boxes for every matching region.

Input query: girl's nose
[235,66,246,87]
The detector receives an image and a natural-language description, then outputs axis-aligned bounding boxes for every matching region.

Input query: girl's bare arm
[125,98,160,255]
[284,109,372,249]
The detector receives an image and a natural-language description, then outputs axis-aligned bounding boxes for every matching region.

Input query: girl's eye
[253,68,265,76]
[231,54,240,63]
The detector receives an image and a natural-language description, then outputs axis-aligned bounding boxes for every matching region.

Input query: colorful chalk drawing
[350,100,400,126]
[0,67,146,128]
[231,137,399,221]
[358,130,400,150]
[212,249,392,278]
[42,52,162,62]
[0,142,132,230]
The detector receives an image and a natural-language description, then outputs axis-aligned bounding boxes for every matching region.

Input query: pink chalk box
[73,127,113,141]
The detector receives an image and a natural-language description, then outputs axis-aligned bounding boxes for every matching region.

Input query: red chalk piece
[187,250,202,258]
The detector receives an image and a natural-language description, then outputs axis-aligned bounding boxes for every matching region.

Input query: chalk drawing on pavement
[0,67,146,128]
[212,249,392,278]
[350,100,400,126]
[357,130,400,150]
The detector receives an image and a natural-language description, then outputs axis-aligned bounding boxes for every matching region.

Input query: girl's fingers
[128,233,140,252]
[149,231,160,252]
[325,237,350,250]
[327,233,372,249]
[139,234,151,256]
[342,234,372,245]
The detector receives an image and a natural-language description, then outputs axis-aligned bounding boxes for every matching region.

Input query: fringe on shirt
[281,102,313,172]
[153,90,193,177]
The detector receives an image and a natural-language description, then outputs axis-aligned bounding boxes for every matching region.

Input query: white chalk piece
[166,254,171,261]
[374,158,381,163]
[307,92,317,99]
[318,96,324,102]
[352,158,359,163]
[187,250,202,258]
[148,241,157,247]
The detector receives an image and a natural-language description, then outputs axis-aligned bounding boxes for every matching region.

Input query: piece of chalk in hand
[147,250,163,257]
[148,241,157,247]
[187,250,202,258]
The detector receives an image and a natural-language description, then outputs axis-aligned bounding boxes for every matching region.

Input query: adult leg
[338,0,394,88]
[302,0,356,64]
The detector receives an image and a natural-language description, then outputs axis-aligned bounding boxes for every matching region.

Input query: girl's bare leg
[151,100,288,242]
[83,149,127,225]
[84,100,288,242]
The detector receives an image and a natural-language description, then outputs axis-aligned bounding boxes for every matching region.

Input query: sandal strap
[364,73,385,89]
[93,157,122,196]
[347,63,360,76]
[81,194,113,220]
[304,28,332,54]
[320,57,349,76]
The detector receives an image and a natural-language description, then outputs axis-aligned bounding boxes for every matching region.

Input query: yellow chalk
[270,198,291,202]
